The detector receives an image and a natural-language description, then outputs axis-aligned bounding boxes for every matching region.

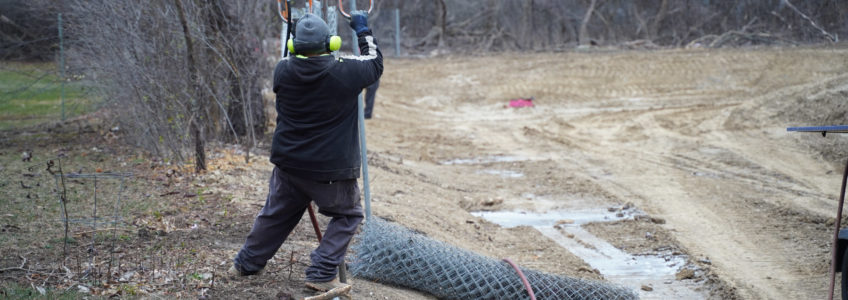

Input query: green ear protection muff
[328,36,342,52]
[288,35,342,54]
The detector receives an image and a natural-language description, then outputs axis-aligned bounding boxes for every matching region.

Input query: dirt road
[355,47,848,299]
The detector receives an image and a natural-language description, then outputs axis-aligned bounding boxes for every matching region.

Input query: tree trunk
[521,0,534,49]
[175,0,206,172]
[435,0,446,48]
[578,0,597,46]
[649,0,669,40]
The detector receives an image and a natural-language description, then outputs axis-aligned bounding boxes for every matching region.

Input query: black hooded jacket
[270,31,383,181]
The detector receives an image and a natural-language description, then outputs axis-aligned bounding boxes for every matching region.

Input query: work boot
[227,264,263,279]
[304,277,350,292]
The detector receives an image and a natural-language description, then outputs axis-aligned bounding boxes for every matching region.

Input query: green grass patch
[0,62,98,130]
[0,282,85,300]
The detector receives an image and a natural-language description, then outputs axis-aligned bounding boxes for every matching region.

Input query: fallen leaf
[676,269,695,280]
[555,219,575,225]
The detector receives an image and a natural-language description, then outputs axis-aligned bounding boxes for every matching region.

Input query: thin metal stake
[109,176,126,280]
[57,157,70,260]
[91,176,97,277]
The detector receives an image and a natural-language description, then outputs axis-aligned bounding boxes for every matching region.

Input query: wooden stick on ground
[303,285,352,300]
[0,255,26,272]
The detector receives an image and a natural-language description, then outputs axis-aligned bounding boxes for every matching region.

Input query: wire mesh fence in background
[0,62,95,130]
[350,217,638,300]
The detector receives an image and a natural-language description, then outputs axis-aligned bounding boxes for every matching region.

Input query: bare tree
[66,0,270,170]
[174,0,206,172]
[415,0,447,49]
[649,0,669,40]
[579,0,599,46]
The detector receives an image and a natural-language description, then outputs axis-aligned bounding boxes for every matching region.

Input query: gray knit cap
[293,13,330,54]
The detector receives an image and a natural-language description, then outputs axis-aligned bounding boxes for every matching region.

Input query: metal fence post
[394,8,400,56]
[59,13,66,121]
[349,0,372,221]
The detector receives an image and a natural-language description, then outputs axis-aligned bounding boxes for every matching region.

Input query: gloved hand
[349,10,369,34]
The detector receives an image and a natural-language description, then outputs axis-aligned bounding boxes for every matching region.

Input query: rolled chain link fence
[350,217,638,300]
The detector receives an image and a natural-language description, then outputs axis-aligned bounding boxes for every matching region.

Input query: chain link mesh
[350,218,638,300]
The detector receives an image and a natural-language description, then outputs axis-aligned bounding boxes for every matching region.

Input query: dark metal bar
[91,175,98,273]
[828,158,848,300]
[787,125,848,133]
[109,176,127,279]
[307,203,322,241]
[57,156,70,260]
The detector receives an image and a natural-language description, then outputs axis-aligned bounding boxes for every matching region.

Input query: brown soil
[2,46,848,299]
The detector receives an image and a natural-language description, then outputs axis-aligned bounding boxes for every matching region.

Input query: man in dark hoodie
[229,11,381,294]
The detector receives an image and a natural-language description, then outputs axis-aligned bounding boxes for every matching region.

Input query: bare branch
[0,255,27,272]
[782,0,837,42]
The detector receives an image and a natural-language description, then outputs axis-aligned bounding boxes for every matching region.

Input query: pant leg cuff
[234,250,266,274]
[305,266,337,282]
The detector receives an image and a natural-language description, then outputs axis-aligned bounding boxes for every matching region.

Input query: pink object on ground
[509,98,534,108]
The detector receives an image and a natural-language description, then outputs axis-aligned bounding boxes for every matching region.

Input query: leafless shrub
[65,0,269,169]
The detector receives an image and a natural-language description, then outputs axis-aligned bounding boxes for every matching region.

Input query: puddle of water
[692,171,721,178]
[472,209,630,227]
[476,169,525,178]
[440,155,526,165]
[473,209,706,299]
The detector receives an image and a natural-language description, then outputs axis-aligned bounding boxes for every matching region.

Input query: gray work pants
[234,167,363,282]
